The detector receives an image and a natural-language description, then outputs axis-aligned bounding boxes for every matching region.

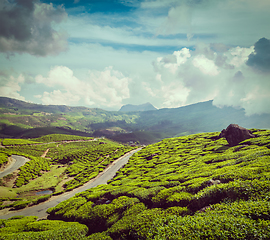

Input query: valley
[1,97,270,144]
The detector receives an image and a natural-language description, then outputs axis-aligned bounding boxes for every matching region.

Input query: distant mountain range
[119,102,157,112]
[0,97,269,143]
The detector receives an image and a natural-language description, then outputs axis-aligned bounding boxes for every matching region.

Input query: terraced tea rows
[47,129,270,239]
[0,135,135,212]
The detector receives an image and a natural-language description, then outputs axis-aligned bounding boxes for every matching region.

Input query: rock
[207,179,221,186]
[218,124,255,146]
[198,206,212,213]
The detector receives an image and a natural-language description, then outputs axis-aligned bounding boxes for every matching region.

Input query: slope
[1,97,270,143]
[119,102,157,112]
[45,129,270,239]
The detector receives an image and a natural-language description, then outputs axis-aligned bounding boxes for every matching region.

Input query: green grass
[0,186,17,198]
[2,138,42,146]
[18,165,67,193]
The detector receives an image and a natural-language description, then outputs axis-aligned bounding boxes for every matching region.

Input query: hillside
[47,129,270,239]
[0,135,136,212]
[0,97,270,143]
[1,129,269,239]
[119,102,157,112]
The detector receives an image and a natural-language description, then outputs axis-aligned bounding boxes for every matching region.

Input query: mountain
[0,97,269,143]
[119,102,157,112]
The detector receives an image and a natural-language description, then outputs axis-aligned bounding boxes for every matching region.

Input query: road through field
[0,148,141,220]
[0,155,29,178]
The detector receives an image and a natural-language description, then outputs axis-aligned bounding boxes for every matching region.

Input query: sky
[0,0,270,115]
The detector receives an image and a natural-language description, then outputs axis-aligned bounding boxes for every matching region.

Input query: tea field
[1,129,270,239]
[46,129,270,239]
[0,134,135,212]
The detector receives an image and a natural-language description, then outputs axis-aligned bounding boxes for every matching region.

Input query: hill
[47,129,270,239]
[0,135,135,210]
[0,97,269,143]
[119,102,157,112]
[1,129,268,239]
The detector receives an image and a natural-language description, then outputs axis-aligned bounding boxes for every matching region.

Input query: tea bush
[46,129,270,239]
[33,134,93,143]
[0,216,88,240]
[2,139,41,146]
[0,152,8,166]
[15,156,51,187]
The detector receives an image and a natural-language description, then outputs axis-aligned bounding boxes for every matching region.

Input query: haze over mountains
[119,103,157,112]
[0,97,269,144]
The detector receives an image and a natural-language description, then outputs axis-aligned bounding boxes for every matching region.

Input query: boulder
[207,179,221,186]
[218,124,255,146]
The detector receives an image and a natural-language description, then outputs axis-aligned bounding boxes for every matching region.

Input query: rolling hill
[0,97,269,143]
[1,129,269,239]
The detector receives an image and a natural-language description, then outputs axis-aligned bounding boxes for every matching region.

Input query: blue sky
[0,0,270,115]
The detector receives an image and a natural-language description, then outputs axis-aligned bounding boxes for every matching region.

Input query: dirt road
[0,155,29,178]
[0,148,141,220]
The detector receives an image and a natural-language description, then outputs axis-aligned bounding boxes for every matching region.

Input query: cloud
[192,55,219,76]
[0,0,68,56]
[153,0,270,46]
[0,71,25,101]
[151,39,270,115]
[246,37,270,73]
[41,90,80,105]
[35,66,131,108]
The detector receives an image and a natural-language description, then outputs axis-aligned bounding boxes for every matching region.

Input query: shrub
[12,200,31,210]
[149,209,270,240]
[0,218,88,240]
[86,232,113,240]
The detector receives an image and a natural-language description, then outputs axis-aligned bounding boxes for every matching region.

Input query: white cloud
[35,65,131,108]
[225,46,254,68]
[0,72,25,101]
[154,0,270,46]
[41,90,80,105]
[64,15,189,48]
[152,43,270,115]
[36,66,81,89]
[160,82,190,108]
[192,55,219,76]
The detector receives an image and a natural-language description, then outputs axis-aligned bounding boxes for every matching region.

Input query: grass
[0,187,17,198]
[18,165,67,193]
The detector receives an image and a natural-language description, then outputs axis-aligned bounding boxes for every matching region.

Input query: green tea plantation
[1,129,270,239]
[46,129,270,239]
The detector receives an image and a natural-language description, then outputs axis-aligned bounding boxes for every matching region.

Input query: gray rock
[218,124,255,146]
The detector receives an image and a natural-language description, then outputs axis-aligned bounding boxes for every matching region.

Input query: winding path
[0,155,29,178]
[0,148,141,220]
